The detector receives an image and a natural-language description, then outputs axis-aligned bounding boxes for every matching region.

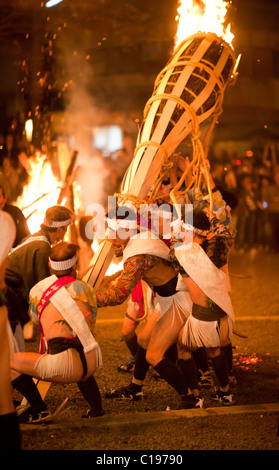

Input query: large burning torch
[121,31,239,205]
[84,3,240,288]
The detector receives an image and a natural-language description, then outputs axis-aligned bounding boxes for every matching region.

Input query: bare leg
[11,349,97,384]
[137,308,160,350]
[0,308,15,415]
[146,307,183,367]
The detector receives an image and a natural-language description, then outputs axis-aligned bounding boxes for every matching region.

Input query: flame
[175,0,234,46]
[16,155,61,234]
[91,239,123,277]
[105,260,123,276]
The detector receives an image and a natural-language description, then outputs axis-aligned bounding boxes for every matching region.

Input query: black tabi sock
[192,347,209,373]
[0,412,21,450]
[12,374,47,412]
[211,352,229,389]
[124,335,138,357]
[177,357,199,392]
[78,376,103,413]
[133,345,150,381]
[221,343,233,374]
[154,357,188,396]
[165,344,178,364]
[127,382,142,393]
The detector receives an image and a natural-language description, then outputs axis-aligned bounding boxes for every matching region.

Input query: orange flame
[91,239,123,276]
[16,155,61,234]
[175,0,234,46]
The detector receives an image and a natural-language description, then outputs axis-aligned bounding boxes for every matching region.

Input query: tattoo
[96,254,159,307]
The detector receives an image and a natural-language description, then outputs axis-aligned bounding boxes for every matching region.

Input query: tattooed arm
[96,254,158,307]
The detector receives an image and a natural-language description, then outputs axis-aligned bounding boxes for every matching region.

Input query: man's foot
[198,369,214,389]
[18,407,52,424]
[82,409,105,418]
[180,394,204,409]
[212,388,235,405]
[105,386,143,401]
[117,355,135,373]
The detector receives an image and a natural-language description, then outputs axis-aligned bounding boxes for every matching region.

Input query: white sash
[31,275,99,354]
[174,242,234,321]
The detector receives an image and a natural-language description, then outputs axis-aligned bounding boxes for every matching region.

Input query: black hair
[215,185,238,211]
[181,206,210,232]
[49,241,79,277]
[40,205,73,232]
[106,205,137,221]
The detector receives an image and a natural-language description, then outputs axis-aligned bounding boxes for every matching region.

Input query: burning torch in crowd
[85,0,241,288]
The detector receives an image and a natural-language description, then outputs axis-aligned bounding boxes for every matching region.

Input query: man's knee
[137,331,149,350]
[177,343,192,360]
[121,331,136,342]
[145,348,161,368]
[206,347,221,358]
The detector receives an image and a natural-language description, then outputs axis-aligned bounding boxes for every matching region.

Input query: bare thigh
[138,308,160,349]
[219,316,231,347]
[145,306,183,366]
[206,317,231,358]
[177,327,192,359]
[10,349,97,383]
[121,308,141,340]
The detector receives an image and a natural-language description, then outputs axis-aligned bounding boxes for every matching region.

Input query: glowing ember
[16,155,61,234]
[175,0,234,46]
[234,353,263,371]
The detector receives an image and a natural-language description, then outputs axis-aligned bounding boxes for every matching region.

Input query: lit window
[92,126,123,156]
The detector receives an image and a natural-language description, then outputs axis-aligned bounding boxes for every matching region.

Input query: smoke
[55,27,110,209]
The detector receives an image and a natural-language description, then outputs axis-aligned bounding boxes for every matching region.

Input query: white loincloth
[181,314,233,349]
[30,275,102,366]
[156,290,192,326]
[34,348,75,380]
[174,242,234,321]
[122,233,192,324]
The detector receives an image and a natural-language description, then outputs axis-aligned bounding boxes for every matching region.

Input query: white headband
[170,218,209,237]
[106,217,137,231]
[49,255,77,271]
[43,218,72,228]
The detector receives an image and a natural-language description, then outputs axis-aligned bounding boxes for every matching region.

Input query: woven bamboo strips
[121,33,237,203]
[84,32,239,288]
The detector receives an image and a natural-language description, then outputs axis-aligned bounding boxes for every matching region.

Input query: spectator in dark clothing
[5,205,73,350]
[235,174,257,251]
[265,170,279,252]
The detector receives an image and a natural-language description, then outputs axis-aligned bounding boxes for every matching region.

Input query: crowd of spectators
[1,117,279,254]
[0,132,30,203]
[210,155,279,253]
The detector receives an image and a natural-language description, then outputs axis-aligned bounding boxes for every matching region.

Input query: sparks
[45,0,63,8]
